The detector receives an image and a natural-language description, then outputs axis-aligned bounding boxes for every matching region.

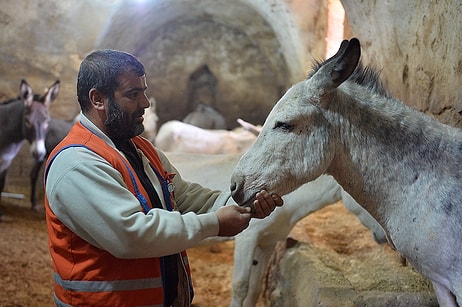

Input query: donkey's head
[20,79,60,161]
[230,39,361,207]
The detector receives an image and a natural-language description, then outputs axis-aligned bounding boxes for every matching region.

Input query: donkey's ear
[44,80,60,107]
[323,39,350,65]
[20,79,34,107]
[328,38,361,87]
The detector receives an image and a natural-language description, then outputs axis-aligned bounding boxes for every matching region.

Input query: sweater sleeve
[45,146,225,259]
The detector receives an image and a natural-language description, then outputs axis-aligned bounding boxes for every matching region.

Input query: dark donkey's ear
[328,38,361,87]
[20,79,34,107]
[44,80,60,107]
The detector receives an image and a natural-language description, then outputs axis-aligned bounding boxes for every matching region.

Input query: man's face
[104,71,150,140]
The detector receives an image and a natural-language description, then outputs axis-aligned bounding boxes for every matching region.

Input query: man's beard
[104,97,144,140]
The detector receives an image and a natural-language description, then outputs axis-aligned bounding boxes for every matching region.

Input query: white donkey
[165,152,386,306]
[230,38,462,306]
[156,121,256,154]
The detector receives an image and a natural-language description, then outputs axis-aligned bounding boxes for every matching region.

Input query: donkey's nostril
[230,173,248,205]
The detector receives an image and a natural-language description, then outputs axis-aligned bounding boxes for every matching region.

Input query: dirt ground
[0,195,434,307]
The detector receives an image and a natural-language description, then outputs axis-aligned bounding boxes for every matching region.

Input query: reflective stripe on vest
[54,272,163,292]
[53,294,163,307]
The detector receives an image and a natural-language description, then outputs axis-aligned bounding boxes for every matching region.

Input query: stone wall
[342,0,462,127]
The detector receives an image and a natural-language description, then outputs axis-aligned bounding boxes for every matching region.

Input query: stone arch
[94,0,315,128]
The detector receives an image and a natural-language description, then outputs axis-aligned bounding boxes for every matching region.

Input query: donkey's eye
[273,121,293,131]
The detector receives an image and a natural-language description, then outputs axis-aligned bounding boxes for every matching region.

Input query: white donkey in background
[156,121,257,154]
[165,152,386,307]
[230,38,462,306]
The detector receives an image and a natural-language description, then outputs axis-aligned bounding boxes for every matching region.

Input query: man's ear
[89,88,107,111]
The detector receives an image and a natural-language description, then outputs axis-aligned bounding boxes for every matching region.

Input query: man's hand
[216,205,251,237]
[251,190,284,219]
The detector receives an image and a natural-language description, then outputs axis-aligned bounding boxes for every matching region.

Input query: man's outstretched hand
[216,205,251,237]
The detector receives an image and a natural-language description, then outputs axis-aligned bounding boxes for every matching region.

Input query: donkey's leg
[242,244,276,307]
[0,142,25,218]
[29,160,44,210]
[0,169,7,218]
[0,170,5,193]
[432,280,458,307]
[231,234,259,307]
[341,190,387,244]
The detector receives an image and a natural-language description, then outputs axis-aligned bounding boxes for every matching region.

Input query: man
[44,49,283,307]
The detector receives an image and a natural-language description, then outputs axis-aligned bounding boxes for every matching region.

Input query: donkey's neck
[326,87,460,221]
[0,100,26,147]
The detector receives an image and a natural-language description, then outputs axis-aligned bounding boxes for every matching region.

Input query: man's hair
[77,49,145,112]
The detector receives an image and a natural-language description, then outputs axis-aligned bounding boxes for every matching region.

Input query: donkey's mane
[309,59,392,98]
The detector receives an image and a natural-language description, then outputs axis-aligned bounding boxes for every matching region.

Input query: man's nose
[141,94,151,108]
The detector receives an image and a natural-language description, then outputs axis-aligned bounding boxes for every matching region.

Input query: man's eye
[128,92,138,99]
[273,121,293,131]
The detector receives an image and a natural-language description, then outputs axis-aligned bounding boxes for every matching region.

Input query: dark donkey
[0,79,60,217]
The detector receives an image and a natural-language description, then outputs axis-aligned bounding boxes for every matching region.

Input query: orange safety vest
[44,121,193,307]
